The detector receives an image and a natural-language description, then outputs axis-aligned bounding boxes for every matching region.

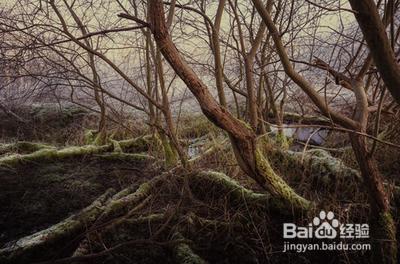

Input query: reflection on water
[270,126,328,145]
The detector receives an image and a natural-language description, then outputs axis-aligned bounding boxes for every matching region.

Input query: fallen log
[0,136,157,167]
[0,145,112,167]
[190,171,271,204]
[191,136,361,187]
[0,142,54,155]
[117,135,159,153]
[97,173,168,221]
[266,147,361,185]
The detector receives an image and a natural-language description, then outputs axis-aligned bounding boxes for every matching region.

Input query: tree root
[97,173,167,221]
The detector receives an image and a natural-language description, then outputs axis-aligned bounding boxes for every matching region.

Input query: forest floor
[0,105,399,264]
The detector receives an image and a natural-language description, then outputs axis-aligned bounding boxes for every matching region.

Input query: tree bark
[349,0,400,105]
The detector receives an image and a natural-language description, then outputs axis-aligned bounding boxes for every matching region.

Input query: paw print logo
[312,210,339,239]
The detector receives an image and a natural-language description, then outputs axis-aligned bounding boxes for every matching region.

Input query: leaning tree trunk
[145,0,310,212]
[350,134,397,264]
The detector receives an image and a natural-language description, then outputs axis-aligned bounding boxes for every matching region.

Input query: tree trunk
[147,0,310,211]
[349,0,400,105]
[155,47,188,168]
[350,134,397,264]
[211,0,228,107]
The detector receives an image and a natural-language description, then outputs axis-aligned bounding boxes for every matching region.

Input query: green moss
[265,145,360,187]
[56,145,110,158]
[110,139,123,153]
[0,134,163,168]
[93,133,104,146]
[160,135,178,167]
[0,144,115,167]
[193,171,304,214]
[379,212,396,238]
[255,149,311,211]
[101,180,154,219]
[172,232,206,264]
[118,135,156,152]
[0,149,56,166]
[84,130,96,145]
[275,131,290,150]
[196,171,268,203]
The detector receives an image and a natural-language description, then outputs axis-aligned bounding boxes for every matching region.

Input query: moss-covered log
[0,145,112,167]
[0,141,54,155]
[189,171,299,212]
[194,135,361,185]
[98,173,167,221]
[118,135,159,153]
[0,135,158,167]
[191,171,270,203]
[267,147,361,185]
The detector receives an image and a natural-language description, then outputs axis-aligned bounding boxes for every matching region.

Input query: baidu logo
[283,210,368,239]
[282,210,370,252]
